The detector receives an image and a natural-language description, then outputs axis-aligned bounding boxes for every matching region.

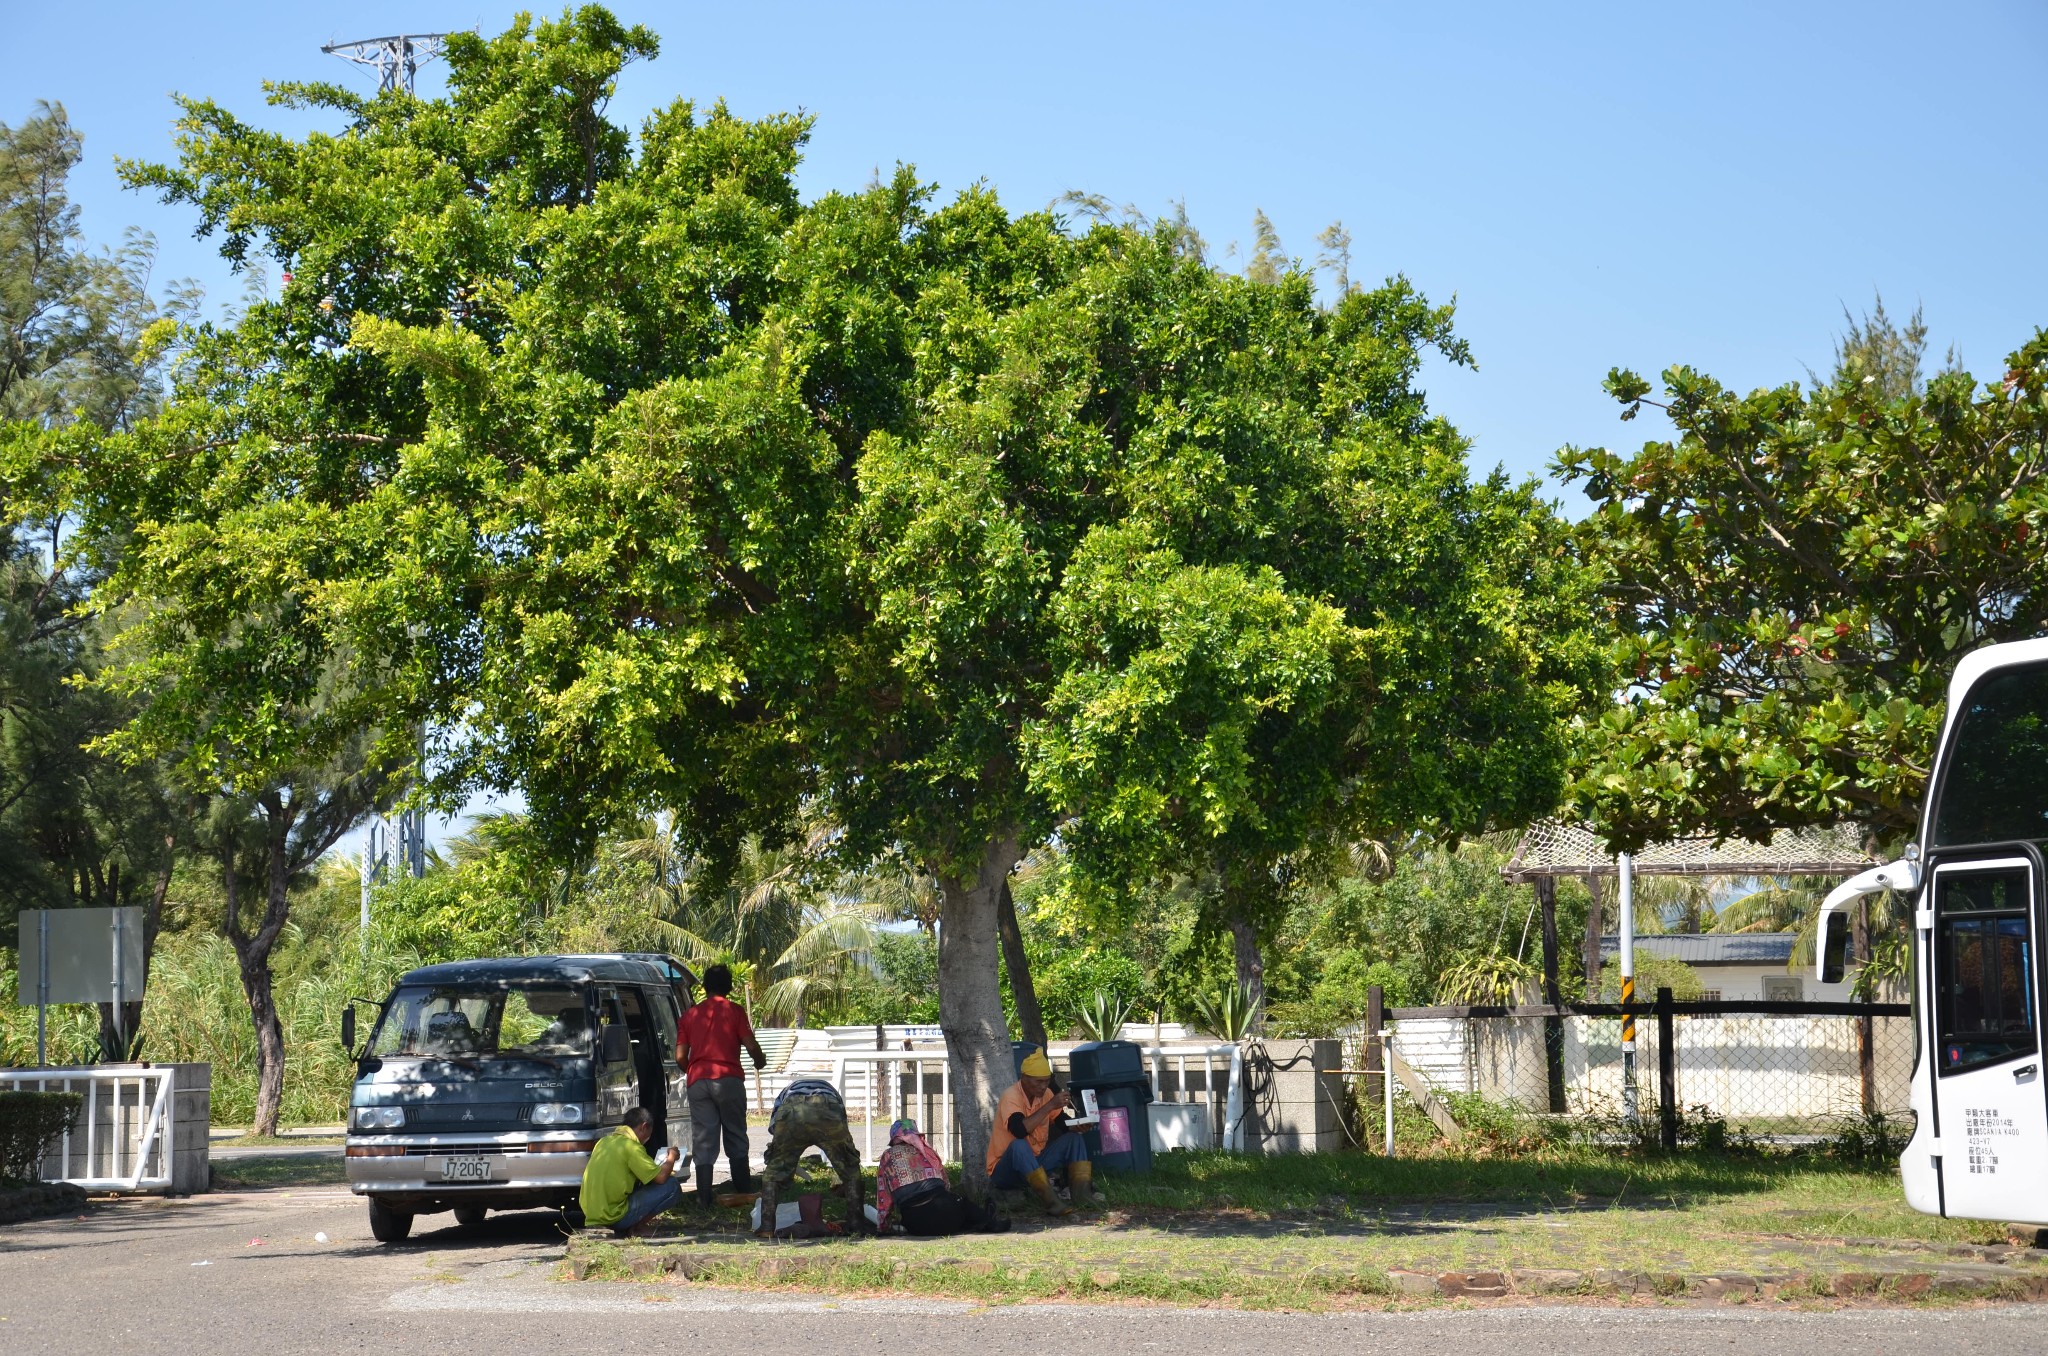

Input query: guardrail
[1,1066,176,1191]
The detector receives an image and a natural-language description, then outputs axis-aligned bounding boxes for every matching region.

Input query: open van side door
[1925,848,2048,1224]
[595,986,638,1123]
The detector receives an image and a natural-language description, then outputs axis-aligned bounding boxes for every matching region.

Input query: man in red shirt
[676,964,767,1203]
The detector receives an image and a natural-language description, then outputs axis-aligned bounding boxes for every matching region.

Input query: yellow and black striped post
[1619,852,1639,1124]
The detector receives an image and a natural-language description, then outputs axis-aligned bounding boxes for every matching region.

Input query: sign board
[17,907,146,1006]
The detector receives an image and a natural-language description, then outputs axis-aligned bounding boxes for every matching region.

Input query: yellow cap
[1019,1048,1052,1078]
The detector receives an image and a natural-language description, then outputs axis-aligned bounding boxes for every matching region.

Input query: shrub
[0,1091,83,1184]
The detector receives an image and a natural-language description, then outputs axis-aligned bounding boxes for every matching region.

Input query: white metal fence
[2,1066,176,1191]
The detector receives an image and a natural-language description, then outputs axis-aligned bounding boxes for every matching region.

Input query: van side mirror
[601,1024,631,1065]
[341,1005,357,1053]
[1818,909,1851,985]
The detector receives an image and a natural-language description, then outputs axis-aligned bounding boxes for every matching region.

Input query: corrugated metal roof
[1595,933,1797,966]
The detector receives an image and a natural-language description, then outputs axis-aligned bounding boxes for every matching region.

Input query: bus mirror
[341,1005,357,1053]
[602,1025,631,1065]
[1818,909,1851,985]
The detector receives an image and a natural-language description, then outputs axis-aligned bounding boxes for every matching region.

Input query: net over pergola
[1501,820,1876,882]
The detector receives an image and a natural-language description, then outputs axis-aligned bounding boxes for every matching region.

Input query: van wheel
[367,1197,414,1244]
[454,1205,487,1228]
[561,1205,586,1231]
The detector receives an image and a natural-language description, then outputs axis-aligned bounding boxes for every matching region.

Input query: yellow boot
[1025,1167,1072,1216]
[1067,1159,1103,1206]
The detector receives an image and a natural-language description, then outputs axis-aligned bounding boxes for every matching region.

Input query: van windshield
[1935,660,2048,847]
[368,983,590,1060]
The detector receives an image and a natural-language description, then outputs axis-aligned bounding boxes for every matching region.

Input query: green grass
[563,1147,2048,1309]
[210,1155,348,1189]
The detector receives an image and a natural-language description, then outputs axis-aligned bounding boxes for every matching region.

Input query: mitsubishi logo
[461,1110,474,1121]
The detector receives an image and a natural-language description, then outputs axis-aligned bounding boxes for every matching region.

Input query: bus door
[1928,851,2048,1222]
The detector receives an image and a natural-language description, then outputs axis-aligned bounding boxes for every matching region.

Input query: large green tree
[1,101,192,1055]
[1562,320,2048,848]
[39,10,1594,1174]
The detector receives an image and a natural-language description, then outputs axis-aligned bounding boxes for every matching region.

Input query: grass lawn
[564,1147,2048,1308]
[210,1155,347,1189]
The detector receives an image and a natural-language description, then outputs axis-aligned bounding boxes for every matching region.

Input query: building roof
[1595,933,1797,967]
[1503,820,1874,880]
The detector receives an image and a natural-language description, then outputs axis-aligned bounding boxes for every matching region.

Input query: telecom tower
[321,33,452,96]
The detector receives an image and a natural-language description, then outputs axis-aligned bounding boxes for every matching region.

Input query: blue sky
[17,1,2048,489]
[12,1,2046,846]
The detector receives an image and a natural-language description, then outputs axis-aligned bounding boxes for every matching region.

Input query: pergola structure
[1501,820,1877,882]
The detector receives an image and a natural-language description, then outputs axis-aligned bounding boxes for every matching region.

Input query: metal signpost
[16,907,146,1067]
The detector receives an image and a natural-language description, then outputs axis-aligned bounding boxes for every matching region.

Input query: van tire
[367,1197,414,1243]
[561,1205,586,1231]
[454,1205,487,1227]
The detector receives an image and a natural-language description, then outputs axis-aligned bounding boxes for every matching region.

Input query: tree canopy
[1562,320,2048,849]
[14,8,1601,1171]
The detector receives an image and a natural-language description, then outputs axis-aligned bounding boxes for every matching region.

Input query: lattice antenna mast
[321,33,452,96]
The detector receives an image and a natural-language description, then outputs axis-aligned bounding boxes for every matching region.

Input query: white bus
[1820,638,2048,1226]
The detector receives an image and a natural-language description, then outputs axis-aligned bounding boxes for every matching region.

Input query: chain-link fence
[1383,998,1914,1142]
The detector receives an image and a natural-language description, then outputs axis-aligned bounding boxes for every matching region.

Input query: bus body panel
[1902,643,2048,1227]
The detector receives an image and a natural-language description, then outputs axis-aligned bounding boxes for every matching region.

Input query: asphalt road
[5,1188,2048,1356]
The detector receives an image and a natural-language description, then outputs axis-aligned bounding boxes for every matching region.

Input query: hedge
[0,1090,83,1184]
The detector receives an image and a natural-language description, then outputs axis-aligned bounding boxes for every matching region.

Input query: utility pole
[1618,852,1638,1124]
[321,33,453,96]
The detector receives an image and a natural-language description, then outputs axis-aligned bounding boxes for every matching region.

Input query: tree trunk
[997,879,1048,1052]
[935,836,1021,1194]
[97,838,176,1061]
[1582,874,1606,997]
[1227,916,1266,1031]
[237,943,289,1136]
[224,794,297,1137]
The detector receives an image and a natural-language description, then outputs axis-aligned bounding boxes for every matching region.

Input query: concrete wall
[1239,1039,1347,1155]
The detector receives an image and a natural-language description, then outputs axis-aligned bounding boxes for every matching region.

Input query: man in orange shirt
[986,1047,1095,1215]
[676,964,768,1203]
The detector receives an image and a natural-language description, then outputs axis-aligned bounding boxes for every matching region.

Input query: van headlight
[354,1105,405,1131]
[530,1102,589,1126]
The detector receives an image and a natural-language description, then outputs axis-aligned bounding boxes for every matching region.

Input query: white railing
[1,1066,176,1191]
[824,1042,1240,1164]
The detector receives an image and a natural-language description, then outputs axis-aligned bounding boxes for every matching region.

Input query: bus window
[1935,865,2036,1074]
[1934,661,2048,847]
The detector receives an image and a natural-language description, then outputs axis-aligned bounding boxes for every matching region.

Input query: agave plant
[1075,990,1134,1043]
[1437,952,1539,1005]
[1189,981,1258,1042]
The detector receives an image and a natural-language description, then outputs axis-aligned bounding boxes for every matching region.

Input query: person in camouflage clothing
[756,1078,867,1237]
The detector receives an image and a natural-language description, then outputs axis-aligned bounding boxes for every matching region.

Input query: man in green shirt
[579,1107,682,1235]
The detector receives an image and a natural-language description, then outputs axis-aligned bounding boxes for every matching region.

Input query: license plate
[440,1155,494,1182]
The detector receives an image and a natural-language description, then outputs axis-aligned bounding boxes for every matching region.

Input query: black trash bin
[1067,1039,1155,1174]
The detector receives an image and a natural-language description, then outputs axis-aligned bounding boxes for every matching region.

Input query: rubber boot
[695,1162,716,1206]
[728,1156,753,1194]
[1066,1159,1102,1206]
[753,1179,779,1239]
[843,1173,872,1235]
[1025,1167,1072,1216]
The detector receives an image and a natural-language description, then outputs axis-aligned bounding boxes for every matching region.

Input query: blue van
[341,953,697,1242]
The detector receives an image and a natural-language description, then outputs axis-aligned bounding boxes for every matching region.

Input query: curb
[560,1236,2048,1305]
[0,1182,90,1227]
